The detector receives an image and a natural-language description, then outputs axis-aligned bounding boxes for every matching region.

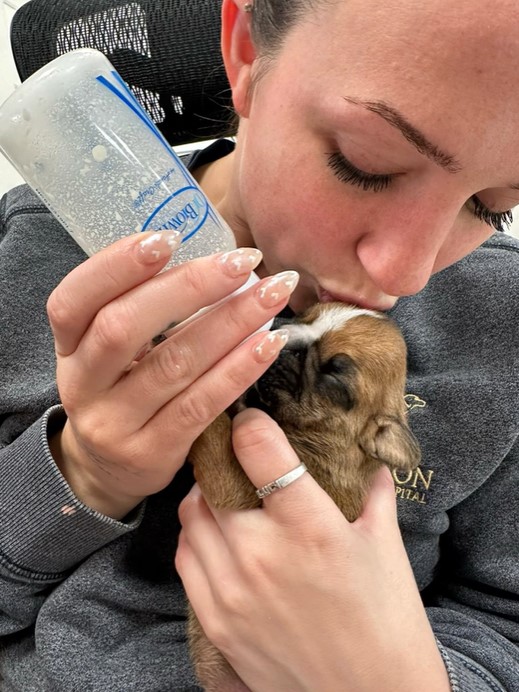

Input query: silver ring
[255,463,307,499]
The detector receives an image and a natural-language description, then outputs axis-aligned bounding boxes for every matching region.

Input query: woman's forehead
[265,0,519,185]
[308,0,519,28]
[283,2,519,117]
[289,0,519,61]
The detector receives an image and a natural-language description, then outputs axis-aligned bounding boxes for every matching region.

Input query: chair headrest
[10,0,235,145]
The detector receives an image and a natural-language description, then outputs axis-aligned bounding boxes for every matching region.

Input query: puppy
[187,302,421,691]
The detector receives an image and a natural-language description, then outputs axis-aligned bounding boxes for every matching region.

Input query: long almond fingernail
[137,230,182,264]
[218,247,263,277]
[253,328,290,363]
[256,271,299,308]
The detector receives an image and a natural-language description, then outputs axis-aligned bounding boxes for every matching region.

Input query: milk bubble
[92,144,107,162]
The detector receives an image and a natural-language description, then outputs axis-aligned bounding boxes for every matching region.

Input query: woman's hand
[176,409,451,692]
[47,231,297,519]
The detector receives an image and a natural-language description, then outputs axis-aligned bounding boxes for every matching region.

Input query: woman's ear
[221,0,257,118]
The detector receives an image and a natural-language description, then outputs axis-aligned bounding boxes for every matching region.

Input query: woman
[0,0,518,689]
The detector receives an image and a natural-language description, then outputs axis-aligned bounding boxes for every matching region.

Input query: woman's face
[225,0,519,312]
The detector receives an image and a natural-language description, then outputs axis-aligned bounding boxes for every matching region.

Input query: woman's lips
[318,289,355,305]
[317,287,397,312]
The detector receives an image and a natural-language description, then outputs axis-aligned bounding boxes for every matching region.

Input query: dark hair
[250,0,333,58]
[223,1,332,134]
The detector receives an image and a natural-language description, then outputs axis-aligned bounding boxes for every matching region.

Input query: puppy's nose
[276,345,307,364]
[272,314,296,330]
[258,346,307,398]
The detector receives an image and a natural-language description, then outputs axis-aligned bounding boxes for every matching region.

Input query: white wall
[0,0,27,193]
[1,1,518,239]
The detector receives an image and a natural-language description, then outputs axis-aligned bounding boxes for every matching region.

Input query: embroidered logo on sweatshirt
[404,393,427,412]
[397,393,432,503]
[392,466,434,505]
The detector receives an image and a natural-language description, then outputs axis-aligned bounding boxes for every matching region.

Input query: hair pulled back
[250,0,331,57]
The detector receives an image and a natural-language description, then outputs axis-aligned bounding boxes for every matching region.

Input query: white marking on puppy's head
[285,305,383,349]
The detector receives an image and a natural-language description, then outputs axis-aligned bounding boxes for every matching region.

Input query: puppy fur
[187,302,421,691]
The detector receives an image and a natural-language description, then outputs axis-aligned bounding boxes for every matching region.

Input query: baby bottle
[0,48,236,264]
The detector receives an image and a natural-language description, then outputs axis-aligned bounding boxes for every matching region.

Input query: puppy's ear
[359,415,421,470]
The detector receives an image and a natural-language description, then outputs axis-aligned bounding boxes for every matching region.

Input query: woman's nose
[356,208,456,297]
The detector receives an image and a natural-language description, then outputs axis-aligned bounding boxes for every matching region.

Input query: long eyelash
[327,152,393,192]
[471,196,514,233]
[327,152,515,232]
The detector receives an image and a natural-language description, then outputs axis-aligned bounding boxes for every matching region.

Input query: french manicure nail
[218,247,263,277]
[137,230,182,264]
[256,271,300,308]
[253,328,290,363]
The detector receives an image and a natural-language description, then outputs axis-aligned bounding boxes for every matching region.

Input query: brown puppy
[187,302,421,691]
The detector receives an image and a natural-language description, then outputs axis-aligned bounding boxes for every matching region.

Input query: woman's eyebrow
[343,96,463,174]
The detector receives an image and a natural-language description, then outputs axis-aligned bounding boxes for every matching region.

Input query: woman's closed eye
[327,151,393,193]
[469,196,514,233]
[326,151,514,233]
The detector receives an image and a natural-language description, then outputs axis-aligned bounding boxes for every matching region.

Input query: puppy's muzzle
[245,346,307,412]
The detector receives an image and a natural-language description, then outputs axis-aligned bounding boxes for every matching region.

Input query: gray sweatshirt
[0,143,518,691]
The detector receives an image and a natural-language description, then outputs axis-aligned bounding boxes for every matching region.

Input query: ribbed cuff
[0,406,144,581]
[436,639,506,692]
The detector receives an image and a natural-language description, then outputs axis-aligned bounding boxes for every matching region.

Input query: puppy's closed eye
[318,354,356,410]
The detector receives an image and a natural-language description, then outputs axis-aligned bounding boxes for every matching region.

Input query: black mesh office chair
[10,0,235,146]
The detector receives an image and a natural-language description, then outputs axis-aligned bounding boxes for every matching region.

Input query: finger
[354,465,398,531]
[47,230,182,357]
[114,272,298,420]
[177,485,232,582]
[138,328,291,449]
[229,408,337,524]
[62,249,271,395]
[162,265,272,339]
[175,529,218,627]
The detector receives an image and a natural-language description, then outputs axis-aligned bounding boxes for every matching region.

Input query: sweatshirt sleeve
[425,439,519,691]
[0,405,143,635]
[0,187,139,633]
